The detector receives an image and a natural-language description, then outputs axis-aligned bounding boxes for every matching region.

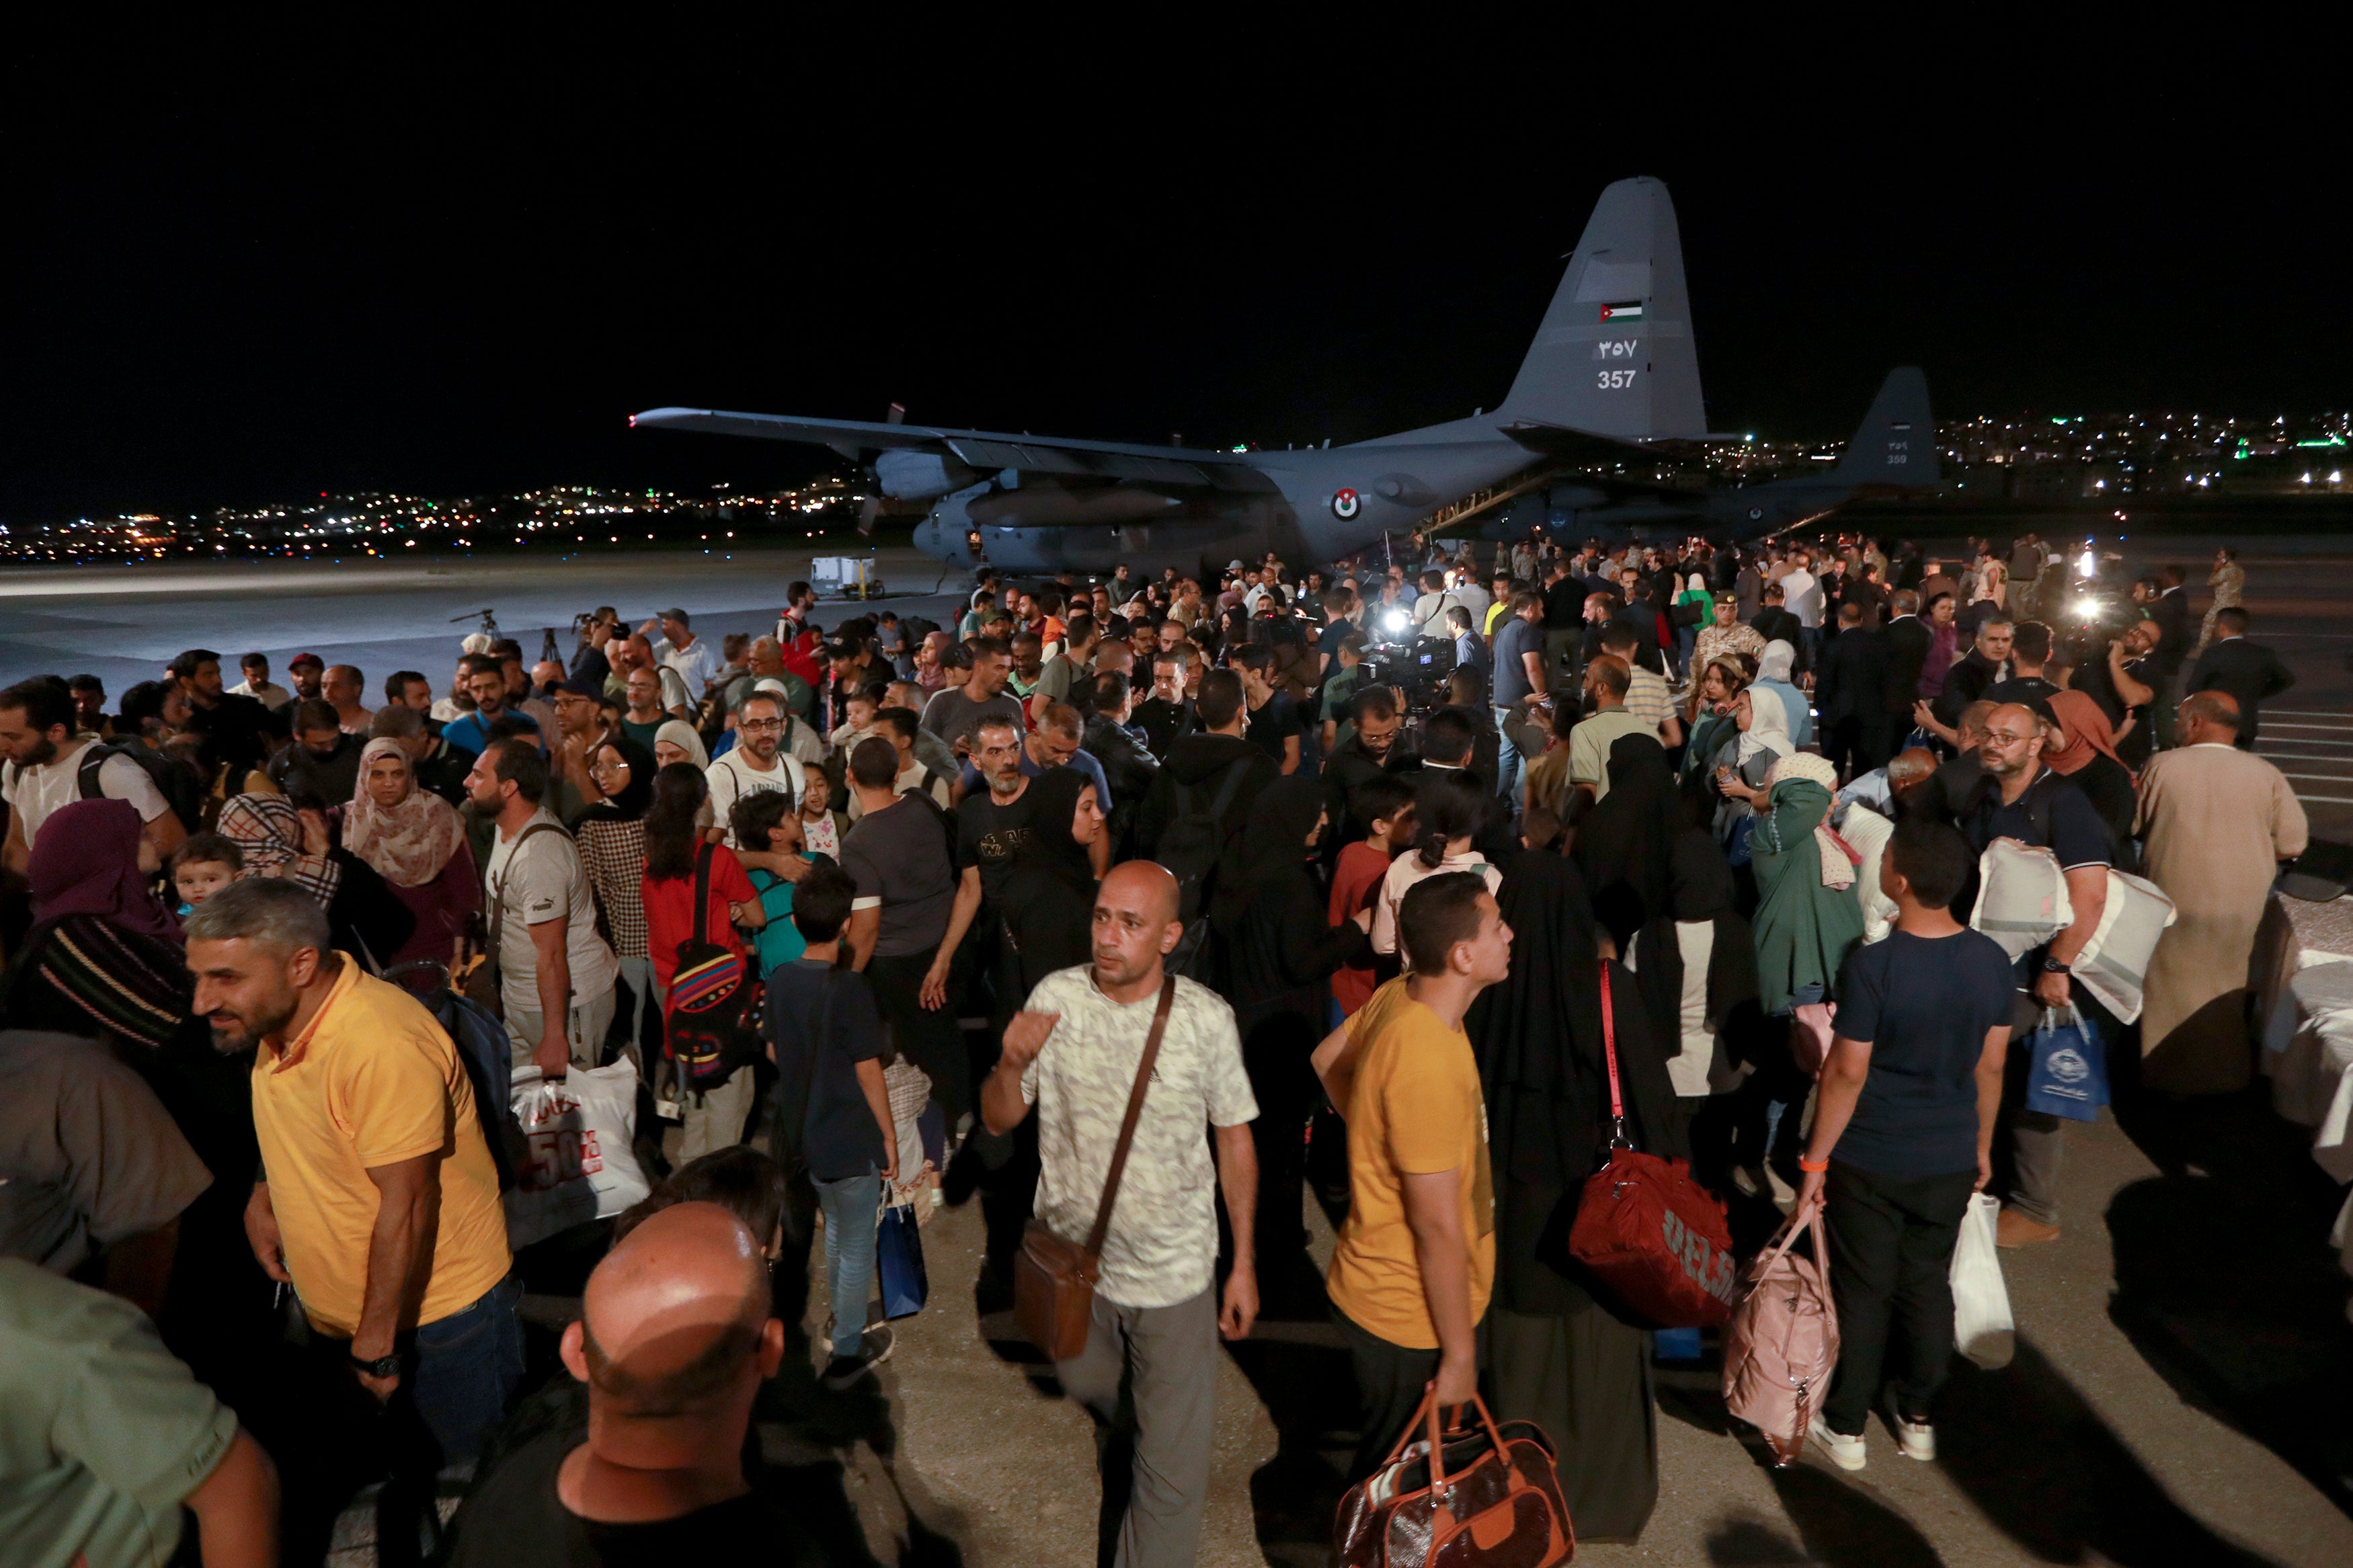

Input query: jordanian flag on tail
[1599,301,1644,323]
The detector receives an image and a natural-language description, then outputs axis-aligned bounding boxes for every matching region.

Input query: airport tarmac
[7,534,2351,1565]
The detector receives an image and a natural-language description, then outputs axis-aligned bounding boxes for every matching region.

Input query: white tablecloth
[2263,943,2353,1304]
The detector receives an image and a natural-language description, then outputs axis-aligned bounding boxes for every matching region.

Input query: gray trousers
[1052,1285,1217,1568]
[2001,991,2067,1226]
[505,984,619,1075]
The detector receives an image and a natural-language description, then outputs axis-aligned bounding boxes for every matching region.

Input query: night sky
[4,29,2343,523]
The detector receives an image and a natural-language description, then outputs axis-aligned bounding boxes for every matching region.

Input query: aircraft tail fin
[1832,367,1938,484]
[1496,176,1706,442]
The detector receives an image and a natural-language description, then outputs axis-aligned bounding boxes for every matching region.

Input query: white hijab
[1757,638,1798,684]
[1737,684,1794,764]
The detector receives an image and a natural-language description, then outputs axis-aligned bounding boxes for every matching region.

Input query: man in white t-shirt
[1781,550,1826,655]
[982,860,1258,1568]
[0,679,184,874]
[705,690,805,849]
[467,737,620,1075]
[227,653,292,710]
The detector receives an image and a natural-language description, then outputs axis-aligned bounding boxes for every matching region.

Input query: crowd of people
[0,533,2315,1565]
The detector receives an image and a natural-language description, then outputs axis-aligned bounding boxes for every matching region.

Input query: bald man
[984,860,1259,1568]
[443,1203,789,1563]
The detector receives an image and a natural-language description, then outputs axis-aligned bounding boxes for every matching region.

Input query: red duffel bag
[1566,958,1740,1328]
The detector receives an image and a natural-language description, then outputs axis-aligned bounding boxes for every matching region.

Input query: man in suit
[1882,589,1932,733]
[1749,581,1807,672]
[1815,602,1892,781]
[2186,606,2295,749]
[2142,567,2196,749]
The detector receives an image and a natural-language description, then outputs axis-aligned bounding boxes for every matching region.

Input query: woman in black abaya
[1000,767,1104,993]
[1470,848,1685,1544]
[1629,829,1769,1203]
[1216,776,1370,1293]
[1571,733,1679,954]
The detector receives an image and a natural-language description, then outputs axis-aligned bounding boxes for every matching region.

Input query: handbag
[1566,959,1740,1328]
[1722,1200,1839,1466]
[664,843,766,1093]
[2023,1005,2108,1121]
[877,1200,929,1319]
[1013,979,1176,1360]
[464,821,568,1019]
[1332,1389,1574,1568]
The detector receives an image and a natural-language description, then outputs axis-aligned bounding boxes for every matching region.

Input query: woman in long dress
[1470,850,1683,1544]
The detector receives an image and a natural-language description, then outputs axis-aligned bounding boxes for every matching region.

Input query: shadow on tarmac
[2106,1063,2353,1522]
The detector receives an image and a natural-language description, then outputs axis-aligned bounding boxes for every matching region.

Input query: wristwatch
[348,1350,401,1378]
[2040,956,2072,975]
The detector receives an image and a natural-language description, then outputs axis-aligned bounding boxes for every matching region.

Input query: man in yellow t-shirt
[1314,870,1513,1480]
[188,879,519,1469]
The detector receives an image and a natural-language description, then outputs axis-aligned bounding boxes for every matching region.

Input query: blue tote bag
[877,1200,929,1319]
[2024,1006,2108,1121]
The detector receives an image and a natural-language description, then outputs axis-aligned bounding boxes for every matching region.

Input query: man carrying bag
[981,861,1260,1568]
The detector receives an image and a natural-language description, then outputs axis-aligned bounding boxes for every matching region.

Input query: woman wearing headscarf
[6,802,272,1407]
[1000,767,1105,994]
[2042,688,2138,856]
[1628,829,1768,1200]
[1572,733,1678,952]
[577,736,661,1063]
[1469,850,1683,1543]
[344,737,477,967]
[641,763,767,1158]
[8,800,192,1050]
[1718,751,1865,1192]
[652,718,709,771]
[216,792,415,968]
[1753,639,1812,747]
[1710,684,1792,852]
[1217,776,1371,1293]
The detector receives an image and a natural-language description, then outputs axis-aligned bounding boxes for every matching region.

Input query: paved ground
[10,535,2353,1565]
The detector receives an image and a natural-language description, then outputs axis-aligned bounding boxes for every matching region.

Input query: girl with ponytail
[1371,777,1503,965]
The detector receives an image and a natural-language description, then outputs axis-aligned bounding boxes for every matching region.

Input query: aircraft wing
[629,407,1281,493]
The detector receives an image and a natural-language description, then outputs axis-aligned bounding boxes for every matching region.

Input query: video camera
[1359,632,1458,714]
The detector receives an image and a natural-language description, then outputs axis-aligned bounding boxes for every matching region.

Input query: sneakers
[820,1323,897,1390]
[1995,1208,2061,1249]
[1808,1414,1866,1471]
[1885,1403,1936,1461]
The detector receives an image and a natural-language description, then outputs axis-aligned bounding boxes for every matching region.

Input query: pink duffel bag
[1722,1201,1839,1466]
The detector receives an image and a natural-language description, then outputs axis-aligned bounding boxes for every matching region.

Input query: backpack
[1153,757,1256,981]
[78,740,202,831]
[384,961,524,1192]
[662,843,768,1092]
[898,772,959,864]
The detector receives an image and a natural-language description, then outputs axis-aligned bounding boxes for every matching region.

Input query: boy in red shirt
[1329,777,1417,1018]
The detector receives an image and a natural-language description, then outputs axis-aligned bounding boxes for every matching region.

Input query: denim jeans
[408,1273,524,1464]
[815,1171,882,1358]
[1492,706,1525,805]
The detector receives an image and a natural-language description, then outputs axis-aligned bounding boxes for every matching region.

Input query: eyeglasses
[739,718,783,733]
[1983,730,2036,745]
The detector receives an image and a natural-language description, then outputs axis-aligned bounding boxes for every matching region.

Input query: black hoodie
[1133,732,1276,860]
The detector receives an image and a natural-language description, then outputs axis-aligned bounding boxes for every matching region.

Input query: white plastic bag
[1950,1192,2014,1370]
[504,1063,651,1250]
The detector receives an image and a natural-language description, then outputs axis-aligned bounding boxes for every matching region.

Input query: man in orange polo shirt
[187,879,519,1469]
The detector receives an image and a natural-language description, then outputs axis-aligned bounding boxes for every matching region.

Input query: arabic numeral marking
[1886,452,1908,464]
[1595,369,1639,390]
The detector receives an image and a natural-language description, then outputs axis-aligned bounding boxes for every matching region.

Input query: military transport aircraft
[1501,366,1940,542]
[631,176,1914,573]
